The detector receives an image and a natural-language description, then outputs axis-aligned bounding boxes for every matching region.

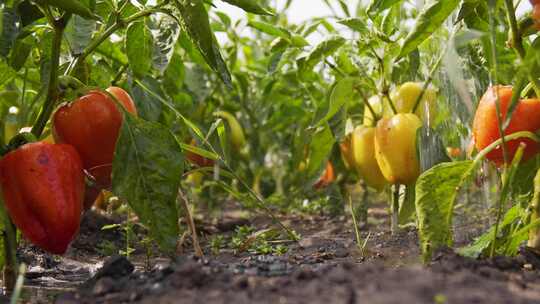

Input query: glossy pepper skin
[533,4,540,29]
[375,113,423,184]
[53,87,137,170]
[314,161,335,189]
[53,87,137,209]
[390,82,437,123]
[473,86,540,166]
[0,142,84,254]
[351,126,387,191]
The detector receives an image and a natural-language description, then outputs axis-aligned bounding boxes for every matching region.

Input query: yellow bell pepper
[390,82,436,123]
[374,113,423,184]
[351,126,387,191]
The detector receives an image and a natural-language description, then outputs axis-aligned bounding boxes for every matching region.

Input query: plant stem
[325,59,346,77]
[357,89,379,125]
[490,174,507,257]
[391,184,400,235]
[473,131,539,165]
[503,0,540,97]
[411,52,444,114]
[65,6,166,76]
[0,199,17,292]
[9,264,26,304]
[487,3,510,166]
[31,17,67,138]
[348,194,363,252]
[384,90,398,115]
[504,0,525,57]
[178,188,204,258]
[490,143,525,257]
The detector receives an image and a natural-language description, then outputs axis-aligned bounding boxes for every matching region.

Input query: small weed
[210,235,225,255]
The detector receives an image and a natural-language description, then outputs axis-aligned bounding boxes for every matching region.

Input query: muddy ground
[10,204,540,304]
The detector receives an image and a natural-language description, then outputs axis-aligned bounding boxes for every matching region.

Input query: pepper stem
[391,184,400,235]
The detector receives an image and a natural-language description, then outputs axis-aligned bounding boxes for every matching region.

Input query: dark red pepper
[0,142,84,254]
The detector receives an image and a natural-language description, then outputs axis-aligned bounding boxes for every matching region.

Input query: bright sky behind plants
[214,0,531,45]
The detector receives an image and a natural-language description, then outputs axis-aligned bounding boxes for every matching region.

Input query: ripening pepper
[473,85,540,166]
[314,161,335,189]
[53,86,137,171]
[374,113,423,184]
[0,142,84,254]
[53,87,137,209]
[533,4,540,29]
[390,82,437,124]
[351,126,387,191]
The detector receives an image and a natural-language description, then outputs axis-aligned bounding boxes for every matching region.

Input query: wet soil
[11,207,540,303]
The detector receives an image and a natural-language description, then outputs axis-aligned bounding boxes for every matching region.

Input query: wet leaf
[175,0,231,87]
[221,0,273,15]
[398,0,460,59]
[316,77,357,127]
[416,161,474,262]
[150,13,181,74]
[112,114,183,255]
[367,0,402,14]
[306,124,335,182]
[299,36,345,77]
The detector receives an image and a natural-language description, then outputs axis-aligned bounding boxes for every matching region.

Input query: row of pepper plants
[0,0,540,291]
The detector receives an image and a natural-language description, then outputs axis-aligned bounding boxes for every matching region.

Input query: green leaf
[367,0,402,14]
[399,183,416,224]
[459,204,525,258]
[415,161,474,262]
[398,0,461,59]
[1,8,19,58]
[16,0,44,26]
[221,0,273,15]
[150,13,181,74]
[43,0,99,20]
[131,77,165,122]
[126,19,153,77]
[306,124,335,182]
[8,37,32,71]
[337,18,368,34]
[179,142,218,161]
[299,36,346,76]
[317,77,357,127]
[65,14,96,55]
[455,0,479,24]
[247,20,291,40]
[175,0,231,87]
[0,58,16,86]
[112,114,183,255]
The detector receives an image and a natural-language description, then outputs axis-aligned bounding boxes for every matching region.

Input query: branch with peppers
[0,0,168,290]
